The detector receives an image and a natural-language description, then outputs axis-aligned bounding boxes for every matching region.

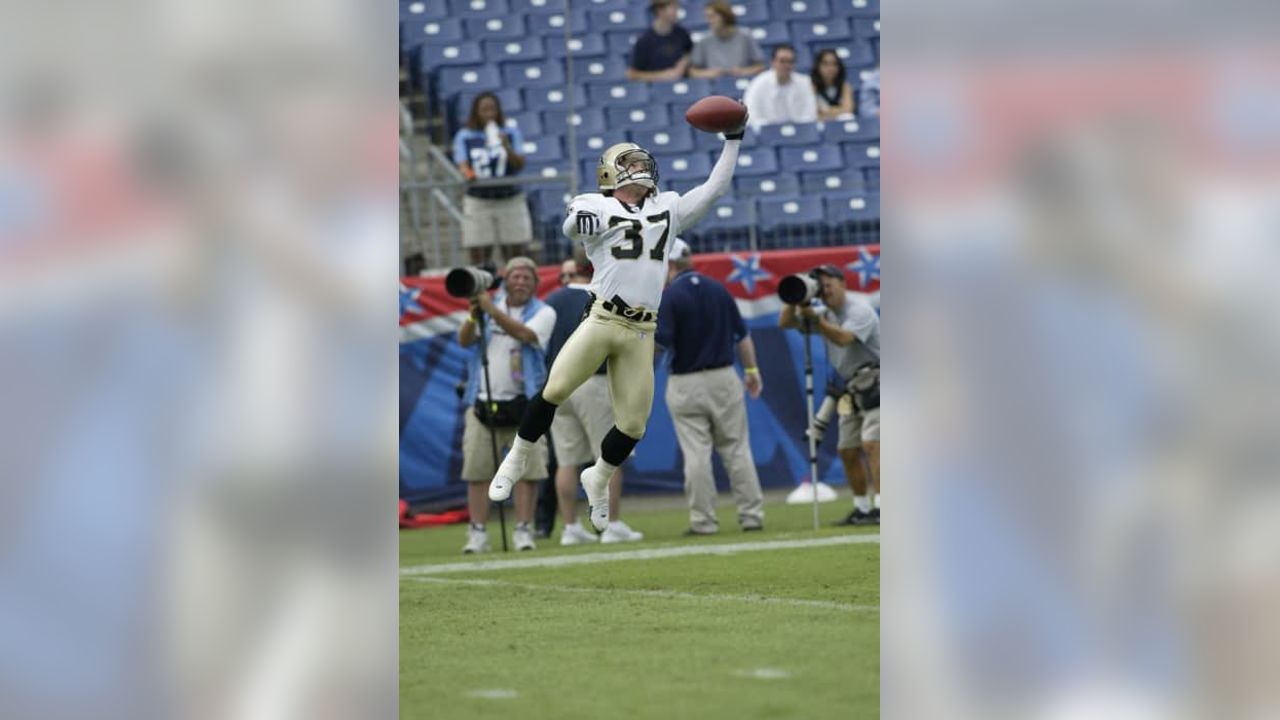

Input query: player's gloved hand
[724,101,748,141]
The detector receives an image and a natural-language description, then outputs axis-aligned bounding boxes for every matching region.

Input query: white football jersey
[563,190,686,312]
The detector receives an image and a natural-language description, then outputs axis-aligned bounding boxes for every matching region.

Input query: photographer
[457,257,557,553]
[779,265,881,526]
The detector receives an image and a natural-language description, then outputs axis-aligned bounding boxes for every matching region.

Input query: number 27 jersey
[562,190,683,312]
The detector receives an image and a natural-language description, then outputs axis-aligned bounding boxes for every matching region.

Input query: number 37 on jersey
[565,193,681,262]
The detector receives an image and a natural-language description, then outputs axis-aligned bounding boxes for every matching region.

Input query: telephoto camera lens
[778,273,820,304]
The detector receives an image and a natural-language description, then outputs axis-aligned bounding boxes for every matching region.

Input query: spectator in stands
[858,67,880,118]
[688,1,764,79]
[457,257,556,553]
[742,44,817,129]
[811,49,855,121]
[542,258,645,545]
[452,93,532,265]
[626,0,693,82]
[657,240,765,535]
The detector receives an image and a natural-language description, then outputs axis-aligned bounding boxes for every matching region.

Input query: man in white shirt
[742,44,818,129]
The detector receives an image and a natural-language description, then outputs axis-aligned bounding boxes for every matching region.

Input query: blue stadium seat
[436,64,502,100]
[523,86,587,113]
[579,0,630,9]
[545,34,608,59]
[523,160,576,183]
[821,117,878,143]
[692,126,728,152]
[419,42,484,73]
[712,75,754,99]
[517,134,565,165]
[665,177,701,195]
[648,78,714,106]
[833,41,876,69]
[736,173,801,197]
[512,0,571,13]
[507,112,543,137]
[573,55,629,82]
[677,5,708,31]
[689,197,757,251]
[756,122,822,147]
[529,187,573,223]
[862,166,879,189]
[824,193,880,233]
[799,169,866,195]
[664,153,713,181]
[732,2,771,25]
[588,8,648,33]
[501,60,566,88]
[482,38,546,63]
[605,30,644,60]
[841,141,880,168]
[829,0,880,17]
[853,17,879,39]
[748,22,791,48]
[780,145,844,173]
[758,196,825,244]
[401,18,463,55]
[574,132,612,159]
[400,1,451,21]
[629,126,695,154]
[768,0,833,21]
[587,81,649,108]
[541,108,607,135]
[452,0,510,18]
[529,9,587,35]
[464,16,526,41]
[606,104,671,130]
[792,19,854,48]
[726,147,778,177]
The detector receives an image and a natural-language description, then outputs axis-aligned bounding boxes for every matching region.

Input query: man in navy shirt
[656,240,765,534]
[626,0,693,82]
[541,258,645,545]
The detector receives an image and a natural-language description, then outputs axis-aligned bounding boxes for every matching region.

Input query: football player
[488,112,749,532]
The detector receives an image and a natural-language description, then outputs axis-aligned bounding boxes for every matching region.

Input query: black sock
[517,392,558,443]
[600,426,641,466]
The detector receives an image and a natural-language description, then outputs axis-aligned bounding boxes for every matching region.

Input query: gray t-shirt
[821,294,880,381]
[691,28,764,71]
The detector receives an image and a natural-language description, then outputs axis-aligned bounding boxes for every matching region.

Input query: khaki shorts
[460,407,549,482]
[550,373,614,467]
[461,193,533,248]
[838,406,880,449]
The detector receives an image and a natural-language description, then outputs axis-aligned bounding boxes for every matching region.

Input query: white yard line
[400,533,879,576]
[407,575,879,613]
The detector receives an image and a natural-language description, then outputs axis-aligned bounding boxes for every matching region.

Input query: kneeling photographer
[778,264,881,526]
[454,257,557,553]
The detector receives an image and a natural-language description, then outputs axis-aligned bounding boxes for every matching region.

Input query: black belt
[591,293,656,324]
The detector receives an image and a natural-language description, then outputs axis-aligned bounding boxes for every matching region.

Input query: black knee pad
[517,392,558,443]
[600,426,641,466]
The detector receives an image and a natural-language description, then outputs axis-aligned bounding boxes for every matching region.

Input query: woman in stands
[452,93,532,265]
[810,49,855,122]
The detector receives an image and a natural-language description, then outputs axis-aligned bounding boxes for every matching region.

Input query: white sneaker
[601,520,644,544]
[488,451,525,501]
[560,522,599,546]
[513,524,536,551]
[579,467,610,533]
[462,526,489,554]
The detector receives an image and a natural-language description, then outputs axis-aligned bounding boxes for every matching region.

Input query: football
[684,95,748,133]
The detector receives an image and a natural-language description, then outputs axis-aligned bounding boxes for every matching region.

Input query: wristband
[744,367,759,375]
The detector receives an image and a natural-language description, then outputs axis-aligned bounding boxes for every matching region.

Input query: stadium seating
[405,0,881,250]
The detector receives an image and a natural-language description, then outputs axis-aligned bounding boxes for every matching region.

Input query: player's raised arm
[677,97,749,229]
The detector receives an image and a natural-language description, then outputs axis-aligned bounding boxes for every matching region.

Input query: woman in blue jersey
[452,93,532,264]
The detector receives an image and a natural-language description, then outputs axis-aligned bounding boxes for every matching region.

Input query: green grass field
[400,496,880,720]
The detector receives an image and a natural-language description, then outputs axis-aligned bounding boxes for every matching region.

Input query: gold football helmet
[597,143,658,195]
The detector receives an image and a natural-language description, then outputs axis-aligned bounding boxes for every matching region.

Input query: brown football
[684,95,748,133]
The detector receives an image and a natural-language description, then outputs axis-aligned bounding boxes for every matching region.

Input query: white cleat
[579,467,610,533]
[488,452,525,502]
[462,526,489,554]
[559,522,599,546]
[601,520,644,544]
[513,524,536,551]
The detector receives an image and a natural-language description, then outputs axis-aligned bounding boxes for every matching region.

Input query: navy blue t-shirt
[630,25,693,72]
[545,285,607,375]
[656,270,746,374]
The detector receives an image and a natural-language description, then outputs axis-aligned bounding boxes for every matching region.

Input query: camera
[445,264,501,298]
[778,273,820,305]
